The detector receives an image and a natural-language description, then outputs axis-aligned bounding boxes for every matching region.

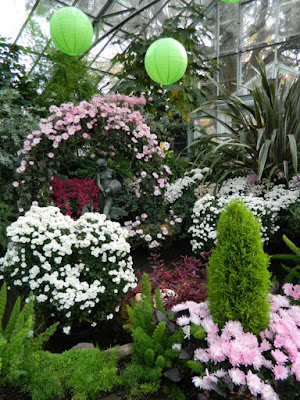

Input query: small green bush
[0,282,58,387]
[207,199,272,335]
[24,348,120,400]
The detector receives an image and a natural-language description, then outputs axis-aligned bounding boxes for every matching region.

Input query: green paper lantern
[220,0,241,3]
[144,38,188,85]
[50,7,93,56]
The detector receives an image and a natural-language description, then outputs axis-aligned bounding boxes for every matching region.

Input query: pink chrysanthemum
[246,370,263,396]
[272,365,289,380]
[271,349,288,365]
[228,368,246,385]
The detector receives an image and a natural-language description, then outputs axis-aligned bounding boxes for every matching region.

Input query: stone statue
[96,158,123,219]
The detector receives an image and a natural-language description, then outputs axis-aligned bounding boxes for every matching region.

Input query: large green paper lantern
[220,0,241,3]
[50,7,93,56]
[144,38,188,85]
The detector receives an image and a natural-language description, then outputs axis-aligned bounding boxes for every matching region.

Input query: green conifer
[207,199,271,335]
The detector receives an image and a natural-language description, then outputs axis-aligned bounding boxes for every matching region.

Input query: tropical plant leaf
[283,235,299,255]
[288,134,298,174]
[258,140,271,180]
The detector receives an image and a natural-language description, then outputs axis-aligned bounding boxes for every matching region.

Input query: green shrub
[0,202,17,256]
[122,273,185,398]
[0,282,58,386]
[24,348,120,400]
[207,199,272,335]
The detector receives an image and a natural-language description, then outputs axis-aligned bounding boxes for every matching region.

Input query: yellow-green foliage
[207,200,271,335]
[24,348,119,400]
[0,283,58,386]
[0,283,35,383]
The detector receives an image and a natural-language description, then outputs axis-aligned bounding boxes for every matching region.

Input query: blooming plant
[0,205,137,332]
[172,284,300,400]
[51,176,99,219]
[164,168,210,204]
[189,176,300,253]
[15,94,165,211]
[13,94,185,250]
[162,167,211,241]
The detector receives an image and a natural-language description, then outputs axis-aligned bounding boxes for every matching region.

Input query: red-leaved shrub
[51,176,99,219]
[130,252,209,309]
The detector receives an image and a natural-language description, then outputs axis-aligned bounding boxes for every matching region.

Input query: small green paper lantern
[50,7,93,56]
[220,0,241,3]
[144,38,188,85]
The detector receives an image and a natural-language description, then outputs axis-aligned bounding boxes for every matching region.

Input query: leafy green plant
[0,87,41,203]
[0,282,58,386]
[278,200,300,243]
[24,348,119,400]
[207,199,272,335]
[271,235,300,284]
[32,49,102,112]
[0,282,119,399]
[122,273,185,398]
[192,57,300,186]
[0,202,17,256]
[111,4,218,127]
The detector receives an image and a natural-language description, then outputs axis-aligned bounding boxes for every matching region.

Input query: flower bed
[172,284,300,400]
[189,177,300,253]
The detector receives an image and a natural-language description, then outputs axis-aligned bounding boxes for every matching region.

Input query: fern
[123,273,184,398]
[154,287,166,315]
[152,322,166,347]
[4,296,21,339]
[0,283,7,332]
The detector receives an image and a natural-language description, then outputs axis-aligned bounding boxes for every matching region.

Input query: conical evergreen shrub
[207,199,271,335]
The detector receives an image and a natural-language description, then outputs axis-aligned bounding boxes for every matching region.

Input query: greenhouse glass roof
[1,0,299,91]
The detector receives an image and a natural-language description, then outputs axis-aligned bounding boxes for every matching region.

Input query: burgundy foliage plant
[51,176,99,219]
[130,252,210,309]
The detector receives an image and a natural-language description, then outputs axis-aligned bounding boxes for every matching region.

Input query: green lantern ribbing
[50,7,93,56]
[144,38,188,85]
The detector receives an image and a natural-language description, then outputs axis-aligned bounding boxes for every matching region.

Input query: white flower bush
[164,167,210,204]
[0,205,137,331]
[189,177,300,254]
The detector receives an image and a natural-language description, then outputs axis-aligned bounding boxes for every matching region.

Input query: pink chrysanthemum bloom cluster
[283,283,300,302]
[172,286,300,400]
[17,94,164,169]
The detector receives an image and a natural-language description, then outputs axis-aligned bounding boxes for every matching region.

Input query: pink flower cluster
[283,283,300,301]
[16,94,165,174]
[172,286,300,400]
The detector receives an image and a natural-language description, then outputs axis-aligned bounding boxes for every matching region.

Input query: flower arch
[14,94,181,249]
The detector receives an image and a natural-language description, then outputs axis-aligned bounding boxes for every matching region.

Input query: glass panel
[193,117,217,138]
[278,41,300,72]
[242,0,276,49]
[279,0,300,39]
[203,7,216,58]
[91,55,112,72]
[219,54,237,94]
[219,20,238,55]
[219,1,239,23]
[0,0,33,42]
[219,2,238,55]
[242,46,275,85]
[76,0,104,18]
